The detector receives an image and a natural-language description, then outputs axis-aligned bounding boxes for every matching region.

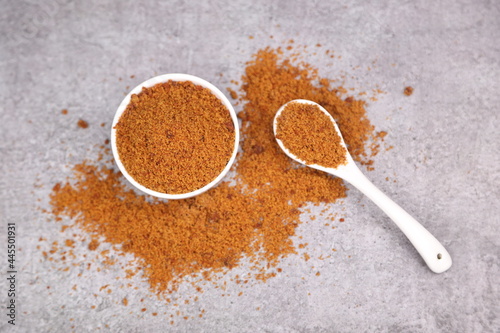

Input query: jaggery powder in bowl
[111,74,239,199]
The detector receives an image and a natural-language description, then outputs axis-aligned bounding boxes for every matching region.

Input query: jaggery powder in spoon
[114,81,235,194]
[275,101,347,168]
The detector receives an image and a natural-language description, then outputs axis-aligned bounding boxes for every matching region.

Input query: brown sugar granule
[48,46,380,295]
[61,109,68,115]
[122,298,128,306]
[404,86,414,96]
[77,119,89,128]
[114,81,235,194]
[276,102,347,168]
[226,87,238,100]
[88,238,99,251]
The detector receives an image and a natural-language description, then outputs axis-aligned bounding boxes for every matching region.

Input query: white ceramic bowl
[111,73,240,199]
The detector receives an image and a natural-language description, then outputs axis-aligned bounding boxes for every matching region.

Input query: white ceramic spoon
[273,99,452,273]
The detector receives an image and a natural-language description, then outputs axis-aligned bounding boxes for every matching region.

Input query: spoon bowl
[274,99,452,273]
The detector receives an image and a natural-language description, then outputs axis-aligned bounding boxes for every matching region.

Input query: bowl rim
[110,73,240,199]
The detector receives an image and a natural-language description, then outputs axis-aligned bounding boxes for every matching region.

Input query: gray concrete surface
[1,0,499,332]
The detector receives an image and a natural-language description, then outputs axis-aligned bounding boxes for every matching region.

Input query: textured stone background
[1,0,499,332]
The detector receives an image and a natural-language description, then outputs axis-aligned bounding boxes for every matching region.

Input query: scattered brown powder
[276,102,347,168]
[61,109,68,115]
[227,87,238,100]
[77,119,89,129]
[88,238,99,251]
[114,81,235,194]
[47,46,381,296]
[404,86,414,96]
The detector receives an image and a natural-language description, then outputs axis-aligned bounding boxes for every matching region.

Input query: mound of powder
[47,46,382,295]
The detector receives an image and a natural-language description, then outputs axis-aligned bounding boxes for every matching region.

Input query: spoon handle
[341,166,452,273]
